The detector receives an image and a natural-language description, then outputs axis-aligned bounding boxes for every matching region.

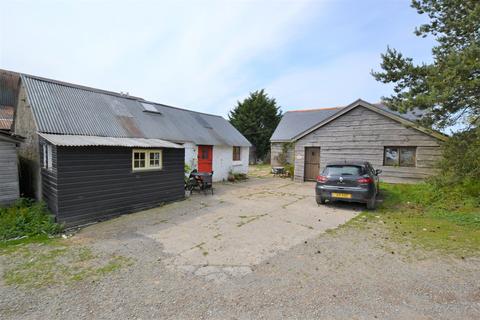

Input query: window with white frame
[132,149,163,171]
[42,144,53,171]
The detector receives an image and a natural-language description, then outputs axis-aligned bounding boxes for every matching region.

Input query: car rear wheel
[366,195,376,210]
[316,195,326,205]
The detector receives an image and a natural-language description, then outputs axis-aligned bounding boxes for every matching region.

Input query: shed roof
[270,100,428,142]
[0,130,23,144]
[22,75,251,147]
[290,99,447,142]
[270,107,342,142]
[39,133,183,148]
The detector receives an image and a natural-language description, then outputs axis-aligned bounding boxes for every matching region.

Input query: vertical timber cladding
[0,140,20,205]
[293,106,443,183]
[304,147,320,181]
[55,146,185,226]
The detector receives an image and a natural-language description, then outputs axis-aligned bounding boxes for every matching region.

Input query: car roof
[325,160,370,166]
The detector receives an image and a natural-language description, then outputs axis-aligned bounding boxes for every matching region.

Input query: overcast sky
[0,0,436,117]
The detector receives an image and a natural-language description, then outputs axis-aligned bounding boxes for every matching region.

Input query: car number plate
[331,192,352,199]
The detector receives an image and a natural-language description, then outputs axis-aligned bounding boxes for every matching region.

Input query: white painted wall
[212,145,232,181]
[183,142,250,182]
[232,147,249,175]
[184,142,197,170]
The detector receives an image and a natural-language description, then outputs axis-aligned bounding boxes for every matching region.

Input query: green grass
[248,164,272,178]
[0,198,62,241]
[350,182,480,256]
[1,241,133,287]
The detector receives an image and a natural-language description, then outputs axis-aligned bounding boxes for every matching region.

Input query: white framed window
[42,144,53,171]
[132,149,163,171]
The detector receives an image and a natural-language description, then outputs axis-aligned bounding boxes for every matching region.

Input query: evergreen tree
[229,90,282,161]
[372,0,480,130]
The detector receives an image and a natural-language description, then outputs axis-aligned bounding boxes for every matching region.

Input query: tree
[229,90,282,161]
[372,0,480,130]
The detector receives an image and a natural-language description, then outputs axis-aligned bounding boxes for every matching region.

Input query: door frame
[197,145,213,173]
[304,146,320,181]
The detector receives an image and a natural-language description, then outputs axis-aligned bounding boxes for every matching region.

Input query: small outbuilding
[0,131,23,206]
[12,73,250,226]
[271,99,447,184]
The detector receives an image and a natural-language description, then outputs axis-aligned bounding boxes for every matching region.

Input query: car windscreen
[324,165,363,176]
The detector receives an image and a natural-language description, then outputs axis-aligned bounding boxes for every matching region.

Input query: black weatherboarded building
[13,74,189,226]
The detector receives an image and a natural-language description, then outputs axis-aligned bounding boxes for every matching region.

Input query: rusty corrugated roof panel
[39,133,183,148]
[0,70,20,107]
[0,106,14,130]
[22,75,251,147]
[0,70,20,131]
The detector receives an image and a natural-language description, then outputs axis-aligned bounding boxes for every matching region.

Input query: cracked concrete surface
[137,178,359,281]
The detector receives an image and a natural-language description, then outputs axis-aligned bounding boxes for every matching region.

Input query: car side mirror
[375,169,382,175]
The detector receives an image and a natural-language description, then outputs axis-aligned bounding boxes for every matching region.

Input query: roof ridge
[21,73,224,119]
[288,106,344,113]
[22,74,143,101]
[141,100,224,119]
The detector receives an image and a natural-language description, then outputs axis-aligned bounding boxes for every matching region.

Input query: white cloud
[0,0,325,116]
[266,51,394,110]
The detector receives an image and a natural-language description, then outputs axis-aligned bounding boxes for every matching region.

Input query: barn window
[384,147,416,167]
[132,149,163,171]
[233,146,241,161]
[42,144,53,171]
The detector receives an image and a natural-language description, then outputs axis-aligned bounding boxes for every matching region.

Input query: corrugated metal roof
[270,107,342,141]
[0,70,20,131]
[0,70,20,108]
[39,133,184,148]
[23,75,251,147]
[0,106,14,130]
[271,102,425,142]
[0,130,23,144]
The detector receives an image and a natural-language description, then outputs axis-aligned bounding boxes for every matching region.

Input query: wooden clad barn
[11,72,249,226]
[270,99,447,184]
[37,135,184,226]
[6,75,193,225]
[0,131,23,205]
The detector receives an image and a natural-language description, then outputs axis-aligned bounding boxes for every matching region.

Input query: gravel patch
[1,178,479,319]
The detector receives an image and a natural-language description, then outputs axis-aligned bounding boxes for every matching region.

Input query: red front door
[198,145,213,173]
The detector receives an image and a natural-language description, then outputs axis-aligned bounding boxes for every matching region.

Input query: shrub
[277,142,294,166]
[0,198,62,241]
[436,127,480,185]
[284,163,294,178]
[233,173,248,181]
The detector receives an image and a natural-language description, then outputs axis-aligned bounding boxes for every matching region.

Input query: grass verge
[1,240,133,287]
[0,198,62,241]
[347,182,480,257]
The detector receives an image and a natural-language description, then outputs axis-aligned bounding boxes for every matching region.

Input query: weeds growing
[0,198,62,241]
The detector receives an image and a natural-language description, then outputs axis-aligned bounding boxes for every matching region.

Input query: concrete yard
[1,177,479,319]
[78,178,360,282]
